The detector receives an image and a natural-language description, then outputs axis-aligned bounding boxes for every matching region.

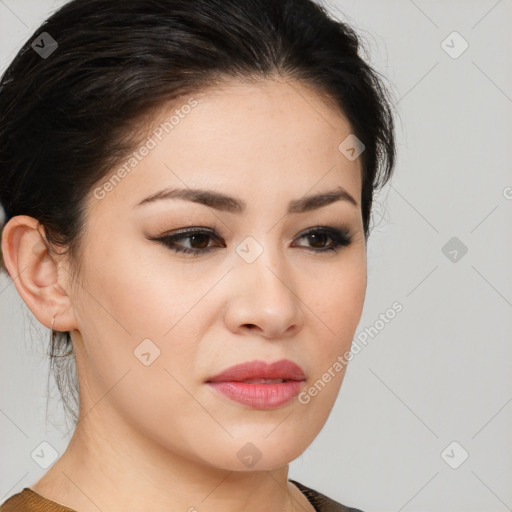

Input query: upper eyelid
[162,225,349,237]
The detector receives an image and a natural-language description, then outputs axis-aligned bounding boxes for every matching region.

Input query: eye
[151,228,224,256]
[292,226,352,253]
[150,225,352,257]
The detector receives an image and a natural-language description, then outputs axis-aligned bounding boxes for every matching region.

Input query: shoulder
[0,488,77,512]
[1,483,366,512]
[0,489,26,512]
[290,479,366,512]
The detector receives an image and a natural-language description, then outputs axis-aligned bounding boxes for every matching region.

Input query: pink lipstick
[206,359,306,409]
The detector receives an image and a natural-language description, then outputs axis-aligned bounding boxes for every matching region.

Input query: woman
[0,0,396,511]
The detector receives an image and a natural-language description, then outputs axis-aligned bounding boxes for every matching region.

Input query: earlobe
[1,215,78,333]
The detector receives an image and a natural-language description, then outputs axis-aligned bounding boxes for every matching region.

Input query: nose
[223,245,304,339]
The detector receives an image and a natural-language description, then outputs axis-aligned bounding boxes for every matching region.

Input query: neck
[30,411,312,512]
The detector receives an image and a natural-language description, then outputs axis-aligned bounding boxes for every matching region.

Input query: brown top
[0,480,364,512]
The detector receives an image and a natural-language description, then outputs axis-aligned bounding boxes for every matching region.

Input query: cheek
[300,255,366,408]
[312,260,366,343]
[71,233,207,389]
[294,268,366,435]
[75,231,178,336]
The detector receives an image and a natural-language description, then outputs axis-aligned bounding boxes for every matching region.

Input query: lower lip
[206,380,305,409]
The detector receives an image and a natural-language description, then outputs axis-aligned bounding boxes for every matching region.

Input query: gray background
[1,1,511,511]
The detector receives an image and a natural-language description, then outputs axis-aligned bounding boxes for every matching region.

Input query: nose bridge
[235,233,291,297]
[230,233,302,331]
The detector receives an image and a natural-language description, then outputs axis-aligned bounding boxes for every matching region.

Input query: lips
[206,359,306,383]
[205,359,307,409]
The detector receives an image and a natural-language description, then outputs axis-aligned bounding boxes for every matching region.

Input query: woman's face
[67,77,366,471]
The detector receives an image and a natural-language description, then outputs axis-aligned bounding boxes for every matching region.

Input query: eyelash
[151,226,352,257]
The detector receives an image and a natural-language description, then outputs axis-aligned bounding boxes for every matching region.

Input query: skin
[2,76,366,512]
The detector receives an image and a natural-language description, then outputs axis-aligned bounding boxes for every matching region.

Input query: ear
[1,215,78,332]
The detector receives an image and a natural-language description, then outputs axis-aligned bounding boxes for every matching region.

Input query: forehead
[87,77,362,217]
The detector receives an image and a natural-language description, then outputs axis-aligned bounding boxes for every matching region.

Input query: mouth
[205,359,306,410]
[206,359,306,383]
[238,378,288,384]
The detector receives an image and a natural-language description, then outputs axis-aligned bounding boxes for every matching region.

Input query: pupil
[191,234,209,249]
[310,233,327,248]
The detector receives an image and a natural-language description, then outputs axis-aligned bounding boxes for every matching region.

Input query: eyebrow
[133,185,358,214]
